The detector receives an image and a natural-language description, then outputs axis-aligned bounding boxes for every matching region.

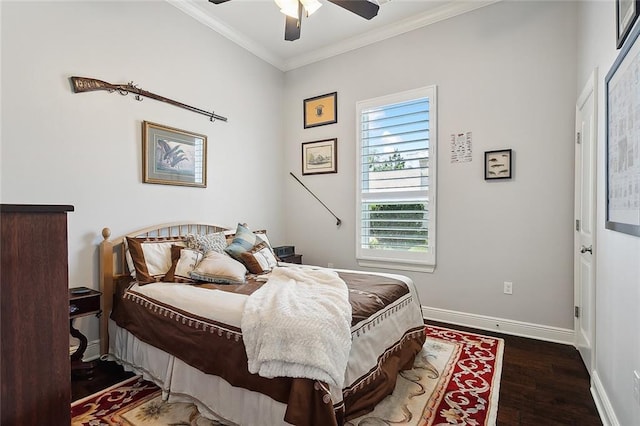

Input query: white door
[574,69,597,374]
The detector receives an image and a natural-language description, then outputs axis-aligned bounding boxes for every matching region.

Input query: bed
[99,222,426,426]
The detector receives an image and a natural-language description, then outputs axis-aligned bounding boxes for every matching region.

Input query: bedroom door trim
[574,68,597,375]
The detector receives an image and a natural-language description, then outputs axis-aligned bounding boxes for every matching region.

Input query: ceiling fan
[208,0,380,41]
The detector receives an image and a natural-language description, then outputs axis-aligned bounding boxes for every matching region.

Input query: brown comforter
[112,271,425,426]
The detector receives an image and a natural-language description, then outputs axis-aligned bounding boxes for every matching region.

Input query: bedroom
[0,0,638,425]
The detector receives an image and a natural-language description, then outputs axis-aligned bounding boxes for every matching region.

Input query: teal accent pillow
[225,223,265,260]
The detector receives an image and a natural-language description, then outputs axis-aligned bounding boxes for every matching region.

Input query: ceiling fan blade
[208,0,231,4]
[327,0,379,20]
[284,15,301,41]
[284,0,303,41]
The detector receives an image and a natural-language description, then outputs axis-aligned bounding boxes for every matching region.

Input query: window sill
[357,259,435,273]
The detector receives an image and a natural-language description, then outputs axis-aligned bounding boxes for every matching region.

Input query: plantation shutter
[356,86,436,270]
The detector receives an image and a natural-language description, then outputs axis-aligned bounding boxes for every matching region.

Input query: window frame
[355,86,437,273]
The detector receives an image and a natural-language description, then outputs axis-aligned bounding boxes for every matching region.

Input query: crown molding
[166,0,286,69]
[283,0,500,70]
[168,0,501,72]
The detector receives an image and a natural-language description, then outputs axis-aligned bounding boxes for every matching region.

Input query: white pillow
[190,251,247,284]
[164,246,204,283]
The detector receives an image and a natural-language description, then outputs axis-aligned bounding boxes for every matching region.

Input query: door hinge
[576,219,580,231]
[576,132,581,144]
[574,306,580,318]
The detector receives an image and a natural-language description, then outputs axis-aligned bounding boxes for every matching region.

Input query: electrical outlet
[327,262,334,268]
[633,370,640,406]
[503,281,513,295]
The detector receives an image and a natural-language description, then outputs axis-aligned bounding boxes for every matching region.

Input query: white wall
[577,2,640,426]
[5,3,635,423]
[284,1,578,332]
[1,1,286,344]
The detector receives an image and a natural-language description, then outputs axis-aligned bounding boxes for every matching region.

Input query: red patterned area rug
[347,325,504,426]
[71,325,503,426]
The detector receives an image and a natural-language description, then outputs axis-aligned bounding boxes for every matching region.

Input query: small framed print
[616,0,640,49]
[142,121,207,187]
[303,92,337,128]
[484,149,512,180]
[302,138,337,175]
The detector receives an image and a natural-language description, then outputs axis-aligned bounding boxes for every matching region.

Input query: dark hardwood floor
[71,360,134,402]
[427,321,602,426]
[72,322,603,425]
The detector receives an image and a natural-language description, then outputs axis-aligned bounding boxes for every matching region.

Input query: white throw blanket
[241,266,352,388]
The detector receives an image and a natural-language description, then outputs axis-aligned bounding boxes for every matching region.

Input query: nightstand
[69,287,101,379]
[279,253,303,264]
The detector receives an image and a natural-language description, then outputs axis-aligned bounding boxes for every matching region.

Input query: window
[356,86,437,272]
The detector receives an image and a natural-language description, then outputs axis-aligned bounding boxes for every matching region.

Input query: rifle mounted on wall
[69,76,227,123]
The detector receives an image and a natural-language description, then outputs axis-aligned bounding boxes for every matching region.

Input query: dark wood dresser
[1,204,74,425]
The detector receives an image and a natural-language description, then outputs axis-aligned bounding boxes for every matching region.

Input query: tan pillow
[190,251,247,284]
[125,236,186,285]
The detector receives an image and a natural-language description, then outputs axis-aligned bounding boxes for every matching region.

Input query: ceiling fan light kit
[208,0,380,41]
[275,0,322,18]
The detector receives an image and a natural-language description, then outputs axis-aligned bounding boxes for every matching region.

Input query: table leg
[70,318,97,379]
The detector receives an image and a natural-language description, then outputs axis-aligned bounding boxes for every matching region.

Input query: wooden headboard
[99,222,230,355]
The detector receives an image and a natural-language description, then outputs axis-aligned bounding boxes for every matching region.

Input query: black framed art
[484,149,512,180]
[616,0,640,48]
[303,92,337,128]
[302,138,337,175]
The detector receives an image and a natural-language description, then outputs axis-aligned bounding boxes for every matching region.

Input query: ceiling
[167,0,499,71]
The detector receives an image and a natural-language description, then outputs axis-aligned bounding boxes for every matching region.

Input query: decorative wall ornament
[70,76,227,122]
[303,92,337,128]
[484,149,512,180]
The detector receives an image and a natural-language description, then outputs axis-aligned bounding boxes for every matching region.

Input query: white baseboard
[69,339,101,362]
[422,306,575,345]
[591,371,620,426]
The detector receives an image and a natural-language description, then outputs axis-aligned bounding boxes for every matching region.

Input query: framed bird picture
[484,149,512,180]
[142,121,207,188]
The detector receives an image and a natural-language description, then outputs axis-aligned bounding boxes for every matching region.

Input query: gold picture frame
[302,138,337,175]
[303,92,337,128]
[142,121,207,188]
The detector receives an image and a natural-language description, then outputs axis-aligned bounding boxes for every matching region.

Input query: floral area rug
[347,325,504,426]
[71,325,503,426]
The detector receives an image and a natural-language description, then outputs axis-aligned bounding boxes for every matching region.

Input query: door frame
[574,68,597,374]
